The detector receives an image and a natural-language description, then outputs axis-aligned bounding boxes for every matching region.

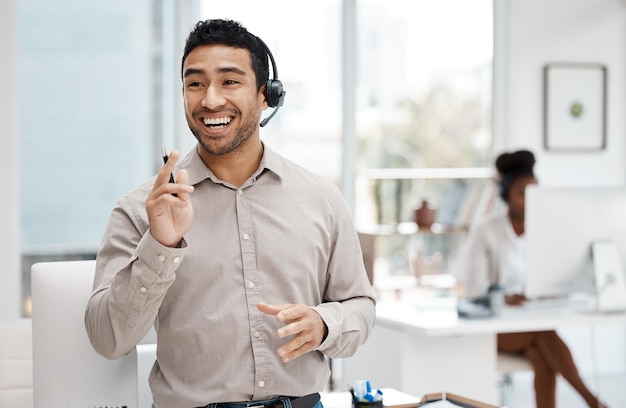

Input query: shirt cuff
[310,305,338,352]
[136,230,188,279]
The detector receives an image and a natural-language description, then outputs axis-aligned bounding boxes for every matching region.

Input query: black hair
[181,19,269,92]
[495,150,536,202]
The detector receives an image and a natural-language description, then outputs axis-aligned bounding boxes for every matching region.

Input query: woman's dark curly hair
[495,150,536,202]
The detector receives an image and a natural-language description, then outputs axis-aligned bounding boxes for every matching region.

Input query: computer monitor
[31,260,156,408]
[525,186,626,311]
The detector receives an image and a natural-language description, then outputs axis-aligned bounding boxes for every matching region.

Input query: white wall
[500,0,626,378]
[0,0,21,320]
[501,0,626,187]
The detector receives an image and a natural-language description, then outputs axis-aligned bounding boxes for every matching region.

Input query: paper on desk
[380,388,422,408]
[419,401,462,407]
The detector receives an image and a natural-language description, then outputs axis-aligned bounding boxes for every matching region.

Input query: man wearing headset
[85,19,376,408]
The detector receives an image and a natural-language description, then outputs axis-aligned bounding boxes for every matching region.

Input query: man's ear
[258,85,269,110]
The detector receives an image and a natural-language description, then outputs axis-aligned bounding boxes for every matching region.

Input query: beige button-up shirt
[85,145,376,408]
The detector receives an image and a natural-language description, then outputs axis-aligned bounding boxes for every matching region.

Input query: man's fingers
[157,149,180,186]
[277,320,303,338]
[173,169,193,199]
[257,303,291,317]
[152,150,194,199]
[278,336,316,363]
[175,167,188,185]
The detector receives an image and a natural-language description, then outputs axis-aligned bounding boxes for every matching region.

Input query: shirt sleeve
[311,191,377,359]
[84,195,186,360]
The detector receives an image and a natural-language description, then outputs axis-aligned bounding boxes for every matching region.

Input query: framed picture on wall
[543,63,607,151]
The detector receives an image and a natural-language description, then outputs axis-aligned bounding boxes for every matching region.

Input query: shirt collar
[179,142,285,187]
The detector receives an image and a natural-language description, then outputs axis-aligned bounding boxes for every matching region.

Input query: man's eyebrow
[217,66,248,76]
[183,68,204,78]
[183,66,248,78]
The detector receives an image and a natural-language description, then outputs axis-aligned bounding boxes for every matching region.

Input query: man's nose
[201,85,226,109]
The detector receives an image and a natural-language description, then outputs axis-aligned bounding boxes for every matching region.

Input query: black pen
[162,145,177,196]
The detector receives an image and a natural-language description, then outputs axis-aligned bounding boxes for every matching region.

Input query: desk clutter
[374,275,505,320]
[351,380,384,408]
[321,388,500,408]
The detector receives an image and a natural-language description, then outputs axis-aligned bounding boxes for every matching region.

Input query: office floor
[504,371,626,407]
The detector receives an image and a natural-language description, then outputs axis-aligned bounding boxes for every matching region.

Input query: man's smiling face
[182,44,268,157]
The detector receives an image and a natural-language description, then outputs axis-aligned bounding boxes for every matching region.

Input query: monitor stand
[591,240,626,313]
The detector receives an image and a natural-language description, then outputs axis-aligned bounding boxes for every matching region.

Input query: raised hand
[146,149,194,247]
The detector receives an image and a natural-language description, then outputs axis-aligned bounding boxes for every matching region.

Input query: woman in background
[458,150,607,408]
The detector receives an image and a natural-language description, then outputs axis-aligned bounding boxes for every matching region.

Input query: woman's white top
[455,213,525,298]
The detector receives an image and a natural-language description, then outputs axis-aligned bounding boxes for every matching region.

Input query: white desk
[338,300,626,405]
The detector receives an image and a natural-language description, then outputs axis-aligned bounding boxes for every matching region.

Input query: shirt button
[248,281,255,289]
[238,189,244,195]
[158,255,165,262]
[253,331,260,338]
[173,256,180,264]
[258,380,265,388]
[139,286,147,293]
[242,233,250,240]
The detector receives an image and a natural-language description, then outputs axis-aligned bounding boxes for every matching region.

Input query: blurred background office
[1,0,625,405]
[4,0,498,318]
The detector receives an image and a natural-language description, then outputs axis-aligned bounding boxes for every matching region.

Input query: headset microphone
[257,37,286,127]
[259,103,280,127]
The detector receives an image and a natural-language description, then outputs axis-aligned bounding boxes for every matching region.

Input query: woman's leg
[533,331,605,408]
[498,332,535,353]
[525,344,557,408]
[499,331,607,408]
[498,333,557,408]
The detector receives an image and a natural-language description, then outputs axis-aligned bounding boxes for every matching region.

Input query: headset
[256,37,286,127]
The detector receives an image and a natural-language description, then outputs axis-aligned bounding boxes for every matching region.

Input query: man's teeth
[203,117,232,127]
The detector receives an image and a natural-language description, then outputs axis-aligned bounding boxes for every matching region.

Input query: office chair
[31,260,156,408]
[497,352,533,406]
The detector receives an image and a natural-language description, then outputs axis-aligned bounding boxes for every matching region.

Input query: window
[352,0,494,281]
[354,0,494,227]
[199,0,344,183]
[17,0,163,315]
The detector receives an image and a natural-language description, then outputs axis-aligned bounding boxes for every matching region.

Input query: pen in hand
[161,145,177,197]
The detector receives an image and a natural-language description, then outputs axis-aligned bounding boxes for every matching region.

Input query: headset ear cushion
[265,79,284,108]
